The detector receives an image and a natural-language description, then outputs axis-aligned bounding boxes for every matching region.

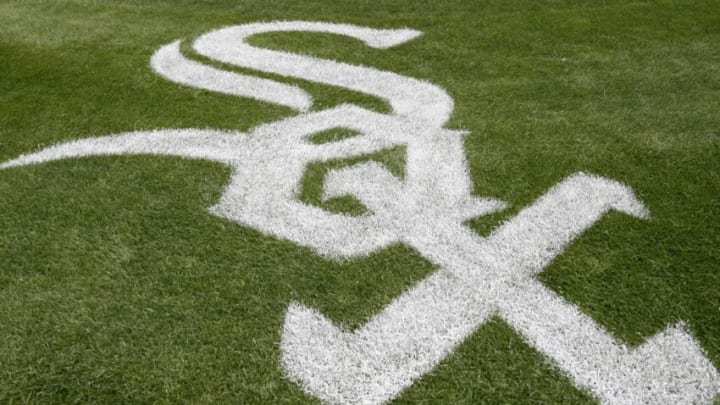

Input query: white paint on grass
[1,20,718,405]
[283,174,718,404]
[151,40,312,112]
[193,21,454,125]
[0,105,503,259]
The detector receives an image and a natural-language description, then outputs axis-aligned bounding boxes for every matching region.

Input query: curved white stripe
[193,21,454,125]
[151,41,312,111]
[0,129,240,169]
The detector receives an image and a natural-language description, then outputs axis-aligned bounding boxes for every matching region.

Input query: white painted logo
[1,21,718,404]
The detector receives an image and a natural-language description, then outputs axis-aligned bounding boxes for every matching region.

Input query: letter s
[155,21,454,125]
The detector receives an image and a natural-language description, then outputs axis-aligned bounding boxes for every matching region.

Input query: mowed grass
[0,0,718,403]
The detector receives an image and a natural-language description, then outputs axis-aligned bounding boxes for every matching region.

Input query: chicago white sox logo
[1,21,718,404]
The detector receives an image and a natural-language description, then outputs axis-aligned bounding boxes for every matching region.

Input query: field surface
[0,0,718,403]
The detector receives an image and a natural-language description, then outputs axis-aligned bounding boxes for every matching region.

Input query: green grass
[0,0,718,403]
